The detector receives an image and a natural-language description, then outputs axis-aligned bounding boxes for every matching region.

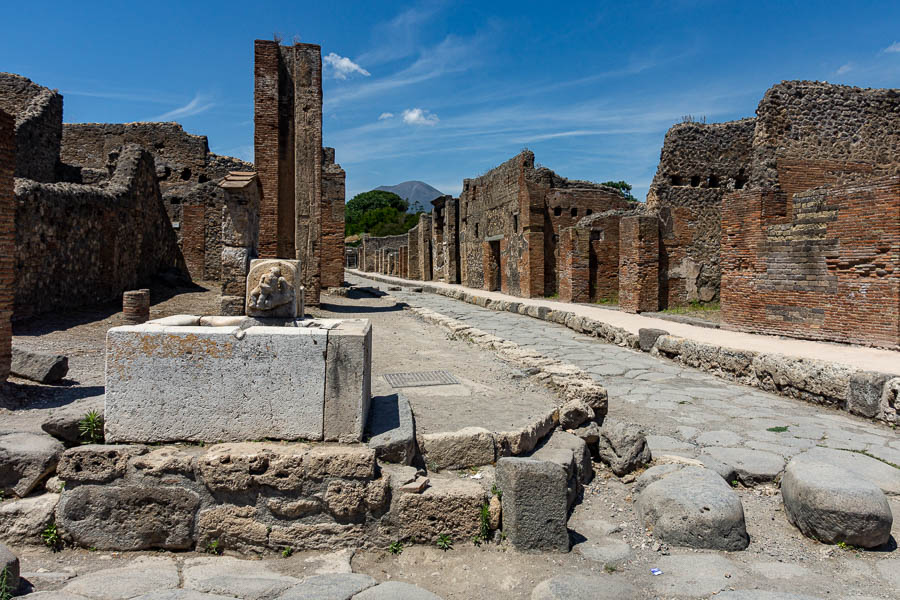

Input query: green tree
[601,180,638,202]
[345,190,423,237]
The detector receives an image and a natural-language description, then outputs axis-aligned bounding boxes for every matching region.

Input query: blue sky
[4,1,900,201]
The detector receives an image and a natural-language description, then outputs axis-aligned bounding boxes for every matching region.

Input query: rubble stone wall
[721,177,900,349]
[0,110,13,381]
[619,215,660,313]
[321,148,346,289]
[13,145,185,318]
[0,73,62,183]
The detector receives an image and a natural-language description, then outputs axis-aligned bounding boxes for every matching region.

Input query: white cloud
[883,41,900,53]
[378,112,394,120]
[149,93,214,121]
[402,108,439,126]
[323,53,371,80]
[835,63,853,75]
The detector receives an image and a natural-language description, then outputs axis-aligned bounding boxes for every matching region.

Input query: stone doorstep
[350,270,897,426]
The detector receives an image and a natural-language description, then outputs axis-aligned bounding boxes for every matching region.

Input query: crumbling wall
[721,177,900,349]
[321,148,346,289]
[431,196,460,283]
[417,214,433,281]
[219,172,261,315]
[14,145,185,318]
[0,110,14,381]
[619,215,660,313]
[646,118,756,307]
[407,223,421,280]
[751,81,900,196]
[0,73,62,182]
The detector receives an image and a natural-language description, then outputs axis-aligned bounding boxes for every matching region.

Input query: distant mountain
[374,181,444,209]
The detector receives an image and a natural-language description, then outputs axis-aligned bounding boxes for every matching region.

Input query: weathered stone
[557,399,593,429]
[267,522,366,551]
[325,480,368,520]
[560,379,608,419]
[797,447,900,496]
[195,505,269,554]
[0,432,64,497]
[40,397,104,444]
[130,446,196,478]
[182,557,300,600]
[245,259,300,318]
[105,324,329,443]
[633,463,685,494]
[276,573,377,600]
[266,497,322,518]
[366,393,416,465]
[10,347,68,383]
[198,443,376,493]
[353,582,443,600]
[781,456,893,548]
[488,495,501,529]
[0,541,19,593]
[699,447,785,485]
[596,419,652,476]
[15,593,89,600]
[399,476,429,493]
[324,319,372,443]
[714,593,824,600]
[63,557,180,600]
[537,430,592,485]
[57,445,147,484]
[133,592,242,600]
[529,447,578,510]
[848,371,895,418]
[495,411,555,456]
[638,328,669,352]
[531,575,639,600]
[419,427,495,470]
[637,465,749,550]
[496,457,569,552]
[56,485,199,550]
[0,493,59,545]
[392,477,485,542]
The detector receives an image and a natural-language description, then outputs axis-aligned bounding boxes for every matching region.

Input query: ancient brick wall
[721,177,900,348]
[0,73,63,182]
[751,81,900,193]
[14,145,185,318]
[557,227,590,303]
[646,119,756,306]
[321,148,345,289]
[0,110,14,381]
[399,246,408,278]
[407,224,420,279]
[619,215,660,313]
[417,214,433,281]
[432,196,460,283]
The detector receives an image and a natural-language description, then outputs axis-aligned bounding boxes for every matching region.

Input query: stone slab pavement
[347,270,900,376]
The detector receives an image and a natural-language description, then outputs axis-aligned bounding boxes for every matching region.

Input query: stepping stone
[0,432,64,497]
[699,447,785,485]
[531,575,639,600]
[636,465,749,551]
[63,557,180,600]
[798,447,900,496]
[574,537,632,567]
[781,456,892,548]
[276,573,376,600]
[352,581,443,599]
[182,557,301,600]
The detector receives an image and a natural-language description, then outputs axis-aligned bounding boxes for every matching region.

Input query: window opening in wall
[571,208,578,217]
[708,175,719,188]
[690,175,700,187]
[553,206,562,216]
[180,168,192,181]
[735,168,747,190]
[475,223,479,238]
[590,229,603,242]
[586,209,593,216]
[513,214,518,232]
[670,175,683,186]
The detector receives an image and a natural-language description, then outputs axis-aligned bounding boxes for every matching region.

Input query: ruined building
[0,109,14,381]
[254,40,346,305]
[0,73,186,319]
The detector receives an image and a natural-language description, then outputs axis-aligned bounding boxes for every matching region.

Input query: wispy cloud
[835,62,853,75]
[324,53,371,80]
[63,89,177,105]
[357,1,446,66]
[378,112,394,120]
[402,108,439,125]
[149,93,215,121]
[882,41,900,53]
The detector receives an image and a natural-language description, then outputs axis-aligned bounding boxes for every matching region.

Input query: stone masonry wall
[619,215,660,313]
[321,148,346,289]
[0,110,13,381]
[721,177,900,349]
[646,118,756,306]
[13,145,185,318]
[0,73,63,183]
[407,224,421,280]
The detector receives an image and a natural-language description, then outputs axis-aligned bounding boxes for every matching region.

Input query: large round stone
[781,457,892,548]
[637,465,749,550]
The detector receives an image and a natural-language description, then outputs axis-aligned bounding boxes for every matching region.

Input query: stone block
[219,295,244,316]
[324,319,372,443]
[10,347,69,383]
[496,457,569,552]
[0,494,58,545]
[638,328,669,352]
[848,371,894,418]
[596,419,652,477]
[0,432,64,497]
[57,445,147,484]
[105,324,328,443]
[419,427,495,470]
[56,485,200,550]
[0,542,19,593]
[40,395,104,444]
[367,393,416,465]
[246,259,300,318]
[392,477,485,542]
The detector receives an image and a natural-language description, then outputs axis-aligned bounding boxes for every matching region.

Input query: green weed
[436,533,453,551]
[766,426,790,433]
[42,523,61,551]
[78,410,105,445]
[388,540,403,555]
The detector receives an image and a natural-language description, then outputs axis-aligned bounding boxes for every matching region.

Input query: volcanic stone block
[496,457,569,552]
[56,485,200,550]
[392,477,485,542]
[324,319,372,443]
[848,371,894,419]
[638,328,669,352]
[0,432,64,497]
[0,542,19,593]
[367,393,416,465]
[10,347,69,383]
[105,324,328,443]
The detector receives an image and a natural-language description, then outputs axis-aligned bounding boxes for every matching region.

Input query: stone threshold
[350,270,900,426]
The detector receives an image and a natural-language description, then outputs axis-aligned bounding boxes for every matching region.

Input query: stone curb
[348,270,899,425]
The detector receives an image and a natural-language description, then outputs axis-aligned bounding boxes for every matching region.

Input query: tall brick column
[558,227,590,303]
[0,110,14,382]
[619,215,660,313]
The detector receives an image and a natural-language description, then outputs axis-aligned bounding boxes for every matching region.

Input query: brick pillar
[619,215,659,313]
[407,228,420,280]
[0,110,14,382]
[399,245,409,279]
[253,40,284,259]
[418,214,433,281]
[122,289,150,324]
[181,205,206,279]
[558,227,590,303]
[320,148,345,290]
